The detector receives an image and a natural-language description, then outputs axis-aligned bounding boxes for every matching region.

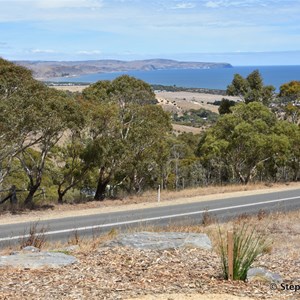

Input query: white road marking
[0,195,299,242]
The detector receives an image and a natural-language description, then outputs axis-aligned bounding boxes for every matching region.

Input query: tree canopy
[226,70,275,105]
[0,58,299,209]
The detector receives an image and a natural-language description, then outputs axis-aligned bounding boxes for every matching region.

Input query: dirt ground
[126,294,255,300]
[1,208,299,300]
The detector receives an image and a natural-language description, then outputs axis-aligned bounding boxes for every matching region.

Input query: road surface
[0,188,299,247]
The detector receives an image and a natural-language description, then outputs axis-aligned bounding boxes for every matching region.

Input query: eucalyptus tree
[82,75,171,200]
[50,130,90,204]
[0,58,38,184]
[198,102,291,184]
[16,86,82,207]
[226,70,275,105]
[278,81,300,124]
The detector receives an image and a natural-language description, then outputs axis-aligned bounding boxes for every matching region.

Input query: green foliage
[83,75,157,105]
[173,108,219,127]
[226,70,275,105]
[1,58,300,208]
[218,224,270,281]
[198,102,294,184]
[82,75,171,199]
[279,80,300,101]
[218,98,236,114]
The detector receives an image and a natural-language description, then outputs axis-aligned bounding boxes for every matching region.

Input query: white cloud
[204,0,282,8]
[205,1,220,8]
[35,0,103,9]
[172,2,196,9]
[77,50,102,55]
[31,49,57,53]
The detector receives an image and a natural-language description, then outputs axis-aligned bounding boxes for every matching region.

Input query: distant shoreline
[44,66,300,91]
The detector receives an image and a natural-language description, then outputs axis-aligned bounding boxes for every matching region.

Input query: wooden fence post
[227,231,234,280]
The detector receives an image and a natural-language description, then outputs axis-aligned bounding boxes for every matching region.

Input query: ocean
[53,65,300,91]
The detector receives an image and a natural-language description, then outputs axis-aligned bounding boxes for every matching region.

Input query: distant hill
[15,59,232,80]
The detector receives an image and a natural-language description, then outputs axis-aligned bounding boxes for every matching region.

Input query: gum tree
[226,70,275,105]
[82,75,171,200]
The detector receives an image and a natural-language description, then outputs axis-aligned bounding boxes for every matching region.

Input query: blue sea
[53,65,300,91]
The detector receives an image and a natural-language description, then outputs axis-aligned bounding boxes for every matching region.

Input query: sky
[0,0,300,65]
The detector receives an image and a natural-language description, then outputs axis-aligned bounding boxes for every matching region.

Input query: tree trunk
[57,190,65,205]
[24,185,40,208]
[94,179,109,201]
[94,167,110,201]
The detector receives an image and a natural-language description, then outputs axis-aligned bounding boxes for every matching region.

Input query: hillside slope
[16,59,232,79]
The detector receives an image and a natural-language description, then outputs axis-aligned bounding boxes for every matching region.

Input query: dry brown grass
[124,181,299,203]
[52,85,88,92]
[172,123,203,134]
[2,207,298,256]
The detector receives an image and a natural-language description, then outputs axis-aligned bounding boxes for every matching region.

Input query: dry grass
[172,123,203,134]
[124,181,299,203]
[156,91,240,114]
[47,208,300,254]
[51,85,88,92]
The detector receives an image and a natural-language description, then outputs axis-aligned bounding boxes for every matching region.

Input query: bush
[218,223,270,281]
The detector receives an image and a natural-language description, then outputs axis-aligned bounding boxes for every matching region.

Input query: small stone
[22,246,40,252]
[247,267,282,284]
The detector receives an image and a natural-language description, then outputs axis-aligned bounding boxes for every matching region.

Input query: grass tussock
[217,223,271,281]
[19,222,48,250]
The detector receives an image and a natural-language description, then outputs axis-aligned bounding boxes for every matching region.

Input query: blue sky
[0,0,300,65]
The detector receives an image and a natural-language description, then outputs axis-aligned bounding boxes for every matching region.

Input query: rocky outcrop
[103,231,212,250]
[0,247,77,269]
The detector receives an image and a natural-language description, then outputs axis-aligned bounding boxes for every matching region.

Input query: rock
[62,245,80,252]
[10,246,40,256]
[103,232,212,250]
[247,267,282,284]
[22,246,40,252]
[0,251,77,269]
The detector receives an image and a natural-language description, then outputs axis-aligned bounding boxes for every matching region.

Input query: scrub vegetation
[0,58,299,209]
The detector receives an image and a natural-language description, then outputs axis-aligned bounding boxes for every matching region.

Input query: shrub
[19,222,47,249]
[218,223,270,281]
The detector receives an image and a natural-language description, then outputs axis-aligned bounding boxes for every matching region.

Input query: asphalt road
[0,188,299,247]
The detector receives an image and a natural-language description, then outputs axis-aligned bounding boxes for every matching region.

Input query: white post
[157,184,161,203]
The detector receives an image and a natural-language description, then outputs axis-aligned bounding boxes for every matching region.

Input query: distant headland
[15,59,232,80]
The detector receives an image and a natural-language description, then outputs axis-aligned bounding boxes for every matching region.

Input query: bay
[53,65,300,91]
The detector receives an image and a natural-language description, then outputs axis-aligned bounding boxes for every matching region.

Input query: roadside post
[157,185,161,203]
[227,231,234,280]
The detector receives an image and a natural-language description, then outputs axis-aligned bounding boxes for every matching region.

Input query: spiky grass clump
[218,223,270,281]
